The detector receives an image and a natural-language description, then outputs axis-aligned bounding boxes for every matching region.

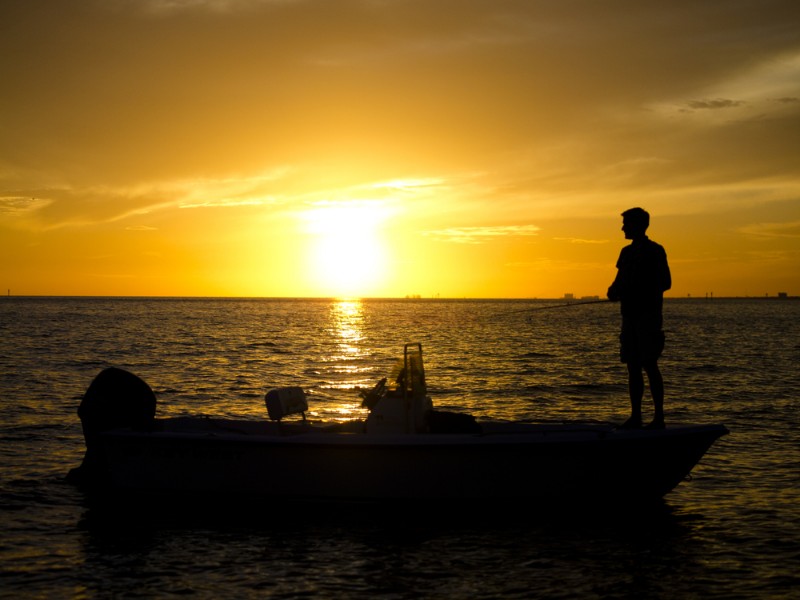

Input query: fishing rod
[504,298,614,315]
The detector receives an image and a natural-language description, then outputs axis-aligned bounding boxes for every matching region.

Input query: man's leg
[643,362,665,428]
[622,362,644,428]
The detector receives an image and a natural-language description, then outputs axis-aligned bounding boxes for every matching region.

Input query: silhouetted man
[608,207,671,429]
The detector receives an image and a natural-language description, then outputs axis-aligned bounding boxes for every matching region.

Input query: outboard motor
[68,367,157,485]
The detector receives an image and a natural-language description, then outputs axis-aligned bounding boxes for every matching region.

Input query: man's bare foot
[617,416,643,430]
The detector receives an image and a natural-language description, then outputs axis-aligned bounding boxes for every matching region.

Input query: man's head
[621,207,650,239]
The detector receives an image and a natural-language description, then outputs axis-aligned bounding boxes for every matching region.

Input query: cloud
[653,50,800,119]
[116,0,299,15]
[554,237,609,245]
[738,220,800,239]
[179,199,269,209]
[0,168,292,231]
[424,224,540,244]
[0,196,52,217]
[685,99,746,110]
[370,178,446,195]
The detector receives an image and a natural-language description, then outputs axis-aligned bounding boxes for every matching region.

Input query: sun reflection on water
[331,299,365,355]
[314,299,372,421]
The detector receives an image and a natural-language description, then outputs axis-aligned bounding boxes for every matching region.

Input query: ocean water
[1,297,798,598]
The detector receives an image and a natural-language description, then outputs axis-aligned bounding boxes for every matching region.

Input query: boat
[68,343,728,504]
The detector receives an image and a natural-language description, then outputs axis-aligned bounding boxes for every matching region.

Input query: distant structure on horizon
[563,293,599,301]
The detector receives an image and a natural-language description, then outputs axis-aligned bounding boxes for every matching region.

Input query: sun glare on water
[302,201,392,298]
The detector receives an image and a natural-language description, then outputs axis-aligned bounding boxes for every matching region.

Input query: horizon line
[2,294,797,301]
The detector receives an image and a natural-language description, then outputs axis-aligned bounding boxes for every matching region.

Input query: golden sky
[2,0,799,298]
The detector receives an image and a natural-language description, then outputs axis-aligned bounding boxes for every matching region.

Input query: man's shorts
[620,320,665,365]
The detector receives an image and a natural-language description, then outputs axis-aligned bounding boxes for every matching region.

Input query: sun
[302,201,391,297]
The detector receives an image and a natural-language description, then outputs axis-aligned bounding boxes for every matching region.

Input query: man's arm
[608,249,625,301]
[608,277,621,301]
[660,248,672,292]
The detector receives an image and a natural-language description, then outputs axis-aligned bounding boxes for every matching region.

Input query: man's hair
[622,207,650,230]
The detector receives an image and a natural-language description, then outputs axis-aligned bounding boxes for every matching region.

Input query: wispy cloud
[424,224,540,244]
[131,0,297,15]
[179,198,268,209]
[554,237,609,244]
[652,50,800,121]
[738,220,800,239]
[4,168,291,230]
[370,178,446,195]
[0,196,52,216]
[684,98,746,111]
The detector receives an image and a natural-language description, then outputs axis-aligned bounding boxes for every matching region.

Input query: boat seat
[265,387,308,421]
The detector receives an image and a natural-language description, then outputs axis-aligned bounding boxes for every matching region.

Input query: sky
[2,0,799,299]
